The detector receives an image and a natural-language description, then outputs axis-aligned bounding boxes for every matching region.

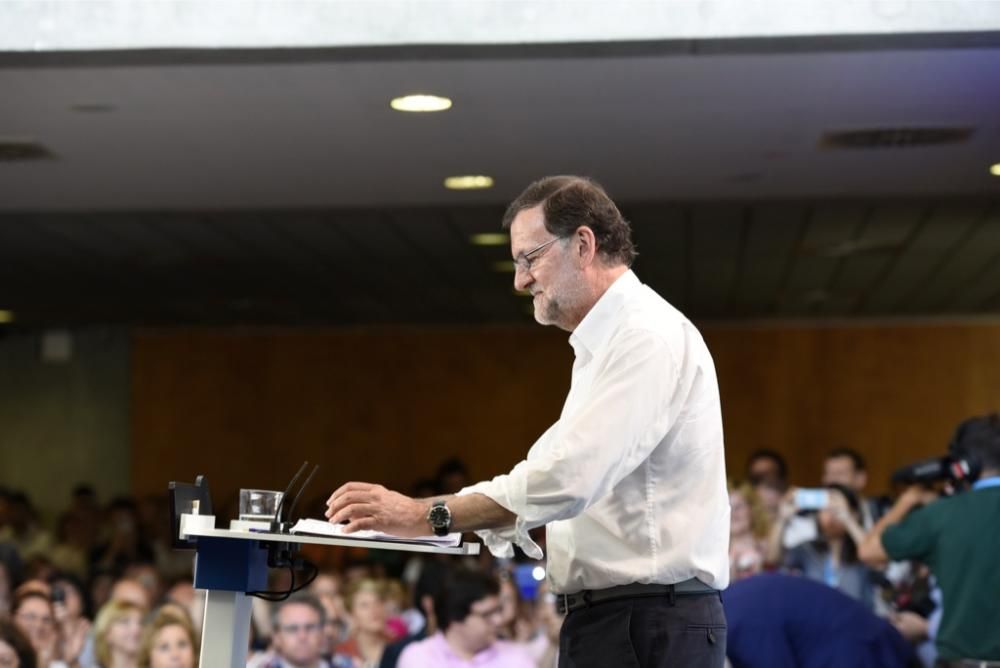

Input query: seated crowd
[2,432,997,668]
[0,459,563,668]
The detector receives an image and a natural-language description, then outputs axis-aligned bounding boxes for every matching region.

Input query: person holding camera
[860,414,1000,666]
[765,484,876,607]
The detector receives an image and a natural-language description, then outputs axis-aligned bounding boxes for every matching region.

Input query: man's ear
[575,226,598,265]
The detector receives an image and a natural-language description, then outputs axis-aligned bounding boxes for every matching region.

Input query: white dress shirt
[459,270,731,594]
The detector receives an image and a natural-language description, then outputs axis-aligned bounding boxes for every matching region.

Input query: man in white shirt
[326,176,731,667]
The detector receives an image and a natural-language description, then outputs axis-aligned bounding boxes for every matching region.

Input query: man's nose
[513,266,533,292]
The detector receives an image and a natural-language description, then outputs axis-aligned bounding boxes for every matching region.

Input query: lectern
[170,476,479,668]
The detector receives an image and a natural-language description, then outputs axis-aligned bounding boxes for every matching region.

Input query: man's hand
[325,482,431,538]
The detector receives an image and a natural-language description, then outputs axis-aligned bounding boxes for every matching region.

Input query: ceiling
[1,36,999,327]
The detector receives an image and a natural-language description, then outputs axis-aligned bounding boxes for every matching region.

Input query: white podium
[178,513,480,668]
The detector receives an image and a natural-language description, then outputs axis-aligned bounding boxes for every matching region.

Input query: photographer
[859,414,1000,666]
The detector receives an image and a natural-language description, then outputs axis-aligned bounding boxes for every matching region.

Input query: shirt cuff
[457,482,544,560]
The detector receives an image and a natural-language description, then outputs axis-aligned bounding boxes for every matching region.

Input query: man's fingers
[326,482,376,508]
[330,502,379,526]
[340,516,378,533]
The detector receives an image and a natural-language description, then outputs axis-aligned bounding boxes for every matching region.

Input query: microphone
[284,464,320,531]
[272,461,309,530]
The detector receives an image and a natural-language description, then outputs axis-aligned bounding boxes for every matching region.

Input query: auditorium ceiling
[1,34,999,326]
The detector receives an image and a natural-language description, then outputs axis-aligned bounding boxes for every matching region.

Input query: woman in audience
[769,483,876,607]
[332,578,389,668]
[50,575,91,668]
[93,600,143,668]
[0,618,37,668]
[11,590,62,667]
[728,481,772,582]
[137,606,198,668]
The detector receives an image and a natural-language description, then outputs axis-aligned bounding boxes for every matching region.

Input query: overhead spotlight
[470,233,509,246]
[390,94,452,112]
[990,163,1000,176]
[445,175,494,190]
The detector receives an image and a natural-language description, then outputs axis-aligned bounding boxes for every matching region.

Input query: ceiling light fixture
[0,310,14,324]
[390,94,452,112]
[444,175,494,190]
[470,233,509,246]
[990,163,1000,176]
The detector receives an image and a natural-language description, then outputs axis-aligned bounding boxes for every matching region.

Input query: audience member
[50,575,91,667]
[332,579,389,668]
[378,560,449,668]
[0,618,37,668]
[252,593,331,668]
[397,569,534,668]
[93,600,143,668]
[745,450,788,489]
[724,573,913,668]
[822,448,886,529]
[768,484,876,607]
[0,495,53,563]
[861,413,1000,663]
[728,482,771,582]
[12,590,62,667]
[137,606,198,668]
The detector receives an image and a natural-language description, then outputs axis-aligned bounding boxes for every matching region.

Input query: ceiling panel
[2,198,1000,328]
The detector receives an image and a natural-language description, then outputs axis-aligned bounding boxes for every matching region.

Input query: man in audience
[380,559,449,668]
[724,573,913,668]
[822,447,886,529]
[860,413,1000,665]
[397,569,534,668]
[254,593,331,668]
[746,449,789,489]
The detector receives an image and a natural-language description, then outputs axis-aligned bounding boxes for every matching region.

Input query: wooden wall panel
[133,322,1000,513]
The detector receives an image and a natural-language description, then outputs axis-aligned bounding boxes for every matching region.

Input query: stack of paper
[289,518,461,548]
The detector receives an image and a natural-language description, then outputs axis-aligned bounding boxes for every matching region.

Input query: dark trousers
[558,592,727,668]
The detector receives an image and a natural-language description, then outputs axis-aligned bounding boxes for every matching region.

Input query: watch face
[429,505,450,528]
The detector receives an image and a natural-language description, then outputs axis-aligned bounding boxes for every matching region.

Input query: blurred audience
[728,482,771,582]
[397,569,533,668]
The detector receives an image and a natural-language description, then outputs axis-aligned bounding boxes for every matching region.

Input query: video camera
[891,414,999,486]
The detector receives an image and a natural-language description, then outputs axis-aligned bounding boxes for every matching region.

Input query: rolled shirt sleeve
[459,328,680,559]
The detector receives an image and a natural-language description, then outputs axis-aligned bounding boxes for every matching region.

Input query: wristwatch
[427,499,452,536]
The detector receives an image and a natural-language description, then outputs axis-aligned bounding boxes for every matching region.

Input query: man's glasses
[279,622,322,635]
[513,237,562,273]
[468,605,505,621]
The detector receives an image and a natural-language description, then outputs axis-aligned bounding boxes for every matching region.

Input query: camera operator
[859,413,1000,666]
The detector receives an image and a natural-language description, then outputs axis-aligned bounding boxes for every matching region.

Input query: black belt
[555,579,717,614]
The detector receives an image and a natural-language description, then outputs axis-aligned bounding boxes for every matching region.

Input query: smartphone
[795,488,829,511]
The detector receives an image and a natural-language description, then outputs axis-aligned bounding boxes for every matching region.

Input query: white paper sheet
[289,518,461,547]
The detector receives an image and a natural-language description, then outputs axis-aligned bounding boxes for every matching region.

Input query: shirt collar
[972,475,1000,491]
[569,270,640,357]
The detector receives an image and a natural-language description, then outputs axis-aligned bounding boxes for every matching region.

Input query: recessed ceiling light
[444,175,494,190]
[492,261,516,273]
[990,163,1000,176]
[390,94,452,112]
[470,233,509,246]
[0,310,14,324]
